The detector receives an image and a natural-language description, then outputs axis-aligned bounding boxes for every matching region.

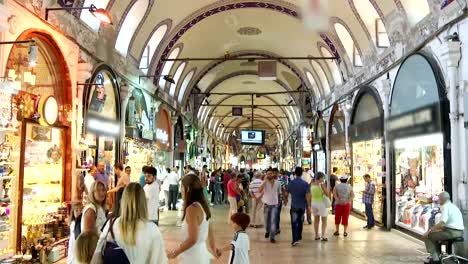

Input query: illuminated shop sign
[156,128,168,143]
[142,129,154,140]
[86,114,120,137]
[388,108,433,131]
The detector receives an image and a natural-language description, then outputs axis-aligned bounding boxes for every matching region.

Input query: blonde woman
[75,231,99,264]
[95,183,167,263]
[82,181,107,235]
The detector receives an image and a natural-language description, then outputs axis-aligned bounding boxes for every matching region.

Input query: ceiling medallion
[237,27,262,36]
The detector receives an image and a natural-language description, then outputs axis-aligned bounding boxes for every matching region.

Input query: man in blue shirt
[362,174,376,229]
[284,167,311,246]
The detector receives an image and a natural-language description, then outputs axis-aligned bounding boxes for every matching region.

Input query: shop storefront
[82,65,121,188]
[389,53,451,235]
[349,87,385,224]
[329,105,349,176]
[313,116,327,174]
[1,31,72,255]
[173,116,185,170]
[154,108,172,170]
[302,126,312,170]
[124,88,155,182]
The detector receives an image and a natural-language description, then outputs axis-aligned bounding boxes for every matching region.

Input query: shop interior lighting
[45,4,112,25]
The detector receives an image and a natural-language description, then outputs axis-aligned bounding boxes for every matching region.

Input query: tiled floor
[159,205,428,264]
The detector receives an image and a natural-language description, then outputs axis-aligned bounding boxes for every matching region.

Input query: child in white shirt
[223,213,250,264]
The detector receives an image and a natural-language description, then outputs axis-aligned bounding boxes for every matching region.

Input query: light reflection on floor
[159,205,427,264]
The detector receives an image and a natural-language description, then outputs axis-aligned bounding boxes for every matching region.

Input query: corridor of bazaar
[0,0,467,263]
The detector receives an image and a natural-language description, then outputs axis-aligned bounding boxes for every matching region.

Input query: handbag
[91,218,130,264]
[321,184,331,208]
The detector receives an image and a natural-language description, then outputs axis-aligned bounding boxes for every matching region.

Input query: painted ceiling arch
[74,0,433,142]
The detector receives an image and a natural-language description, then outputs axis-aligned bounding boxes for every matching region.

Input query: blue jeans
[365,202,375,228]
[290,208,305,243]
[276,201,283,231]
[264,204,278,240]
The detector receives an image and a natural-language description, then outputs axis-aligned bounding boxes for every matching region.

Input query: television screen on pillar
[240,130,265,145]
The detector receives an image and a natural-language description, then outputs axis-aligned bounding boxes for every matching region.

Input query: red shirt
[223,173,231,188]
[227,180,238,198]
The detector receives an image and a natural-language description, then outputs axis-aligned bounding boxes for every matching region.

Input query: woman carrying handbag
[91,183,167,264]
[309,172,330,241]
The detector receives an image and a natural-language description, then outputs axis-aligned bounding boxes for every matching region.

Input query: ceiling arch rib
[139,22,170,74]
[151,1,342,87]
[115,0,150,56]
[213,106,290,135]
[169,62,187,96]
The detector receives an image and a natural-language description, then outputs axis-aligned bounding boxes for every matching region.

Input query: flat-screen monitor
[240,130,265,145]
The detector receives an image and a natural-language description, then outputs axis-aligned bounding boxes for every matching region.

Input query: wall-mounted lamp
[45,4,112,24]
[138,75,175,84]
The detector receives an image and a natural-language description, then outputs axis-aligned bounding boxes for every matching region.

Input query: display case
[352,138,384,223]
[124,139,155,182]
[0,127,20,259]
[330,149,349,176]
[20,123,68,253]
[394,134,444,234]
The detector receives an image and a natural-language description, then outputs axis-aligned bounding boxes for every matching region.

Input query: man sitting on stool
[424,192,464,264]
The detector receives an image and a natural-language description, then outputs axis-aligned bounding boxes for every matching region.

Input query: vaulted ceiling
[75,0,432,145]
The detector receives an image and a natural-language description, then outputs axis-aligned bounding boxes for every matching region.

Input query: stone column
[440,41,462,203]
[0,3,12,75]
[171,113,179,168]
[119,83,133,162]
[378,79,391,230]
[322,110,331,189]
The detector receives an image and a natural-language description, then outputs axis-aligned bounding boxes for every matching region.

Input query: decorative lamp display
[38,95,58,126]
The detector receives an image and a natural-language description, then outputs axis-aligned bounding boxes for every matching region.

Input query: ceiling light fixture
[45,4,112,24]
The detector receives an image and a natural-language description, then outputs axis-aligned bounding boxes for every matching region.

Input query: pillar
[378,79,392,230]
[440,41,462,203]
[322,110,331,189]
[171,112,178,168]
[119,83,133,163]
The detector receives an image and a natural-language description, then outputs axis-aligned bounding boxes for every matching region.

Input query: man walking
[284,167,310,246]
[330,167,338,215]
[259,169,281,243]
[362,174,375,229]
[274,168,286,234]
[144,166,160,225]
[167,167,180,211]
[249,171,264,228]
[96,162,109,189]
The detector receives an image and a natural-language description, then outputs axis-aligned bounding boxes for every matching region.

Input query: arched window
[320,47,342,86]
[115,0,149,56]
[401,0,430,26]
[169,62,186,97]
[310,61,331,95]
[140,25,168,74]
[178,70,195,103]
[306,71,322,99]
[80,0,110,31]
[159,47,181,89]
[198,105,205,119]
[334,23,363,67]
[353,0,390,48]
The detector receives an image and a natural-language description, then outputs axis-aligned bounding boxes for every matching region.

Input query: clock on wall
[38,95,58,126]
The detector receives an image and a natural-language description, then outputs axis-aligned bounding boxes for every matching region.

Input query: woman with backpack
[82,181,107,235]
[93,183,167,263]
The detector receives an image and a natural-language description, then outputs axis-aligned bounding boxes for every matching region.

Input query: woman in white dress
[167,174,220,263]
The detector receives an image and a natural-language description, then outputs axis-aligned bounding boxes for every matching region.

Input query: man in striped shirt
[249,171,264,227]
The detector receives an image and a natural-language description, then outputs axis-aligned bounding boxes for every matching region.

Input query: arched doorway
[349,86,385,225]
[3,30,73,251]
[389,52,450,235]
